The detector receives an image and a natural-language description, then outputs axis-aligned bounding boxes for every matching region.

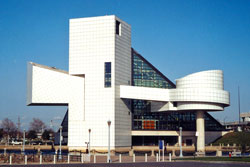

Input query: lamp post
[59,126,62,160]
[107,120,111,163]
[23,129,26,154]
[88,129,91,157]
[179,127,183,157]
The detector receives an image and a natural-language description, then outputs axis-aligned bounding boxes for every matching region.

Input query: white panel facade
[120,85,170,102]
[69,15,131,148]
[27,62,71,105]
[114,17,131,147]
[67,76,85,147]
[27,62,85,147]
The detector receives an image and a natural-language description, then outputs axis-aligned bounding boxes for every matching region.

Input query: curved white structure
[120,70,230,112]
[174,70,229,111]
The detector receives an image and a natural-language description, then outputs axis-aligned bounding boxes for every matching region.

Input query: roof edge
[28,62,68,74]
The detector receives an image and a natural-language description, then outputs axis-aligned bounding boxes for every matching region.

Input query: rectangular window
[105,62,111,87]
[116,20,121,35]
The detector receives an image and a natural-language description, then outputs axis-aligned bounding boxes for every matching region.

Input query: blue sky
[0,0,249,130]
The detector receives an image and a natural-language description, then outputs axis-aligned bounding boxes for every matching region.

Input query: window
[105,62,111,87]
[116,20,121,35]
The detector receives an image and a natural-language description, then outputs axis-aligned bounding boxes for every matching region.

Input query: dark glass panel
[116,20,120,35]
[104,62,111,87]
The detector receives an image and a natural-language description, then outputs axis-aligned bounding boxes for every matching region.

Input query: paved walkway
[1,155,250,167]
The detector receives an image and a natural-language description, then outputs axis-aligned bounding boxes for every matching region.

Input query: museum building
[27,15,230,152]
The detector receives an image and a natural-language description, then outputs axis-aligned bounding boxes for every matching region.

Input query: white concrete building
[27,15,230,152]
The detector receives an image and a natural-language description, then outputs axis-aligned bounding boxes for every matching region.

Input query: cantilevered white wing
[27,62,84,106]
[27,62,86,147]
[120,70,229,111]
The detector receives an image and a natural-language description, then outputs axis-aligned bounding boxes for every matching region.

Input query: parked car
[11,140,23,145]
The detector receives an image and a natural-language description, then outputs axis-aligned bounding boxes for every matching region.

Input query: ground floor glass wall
[132,136,178,146]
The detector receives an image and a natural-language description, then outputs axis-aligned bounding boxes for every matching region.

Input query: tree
[29,118,46,132]
[42,129,54,140]
[0,118,17,138]
[240,132,249,154]
[27,130,37,139]
[0,128,3,139]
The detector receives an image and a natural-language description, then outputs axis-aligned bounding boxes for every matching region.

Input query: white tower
[69,15,132,149]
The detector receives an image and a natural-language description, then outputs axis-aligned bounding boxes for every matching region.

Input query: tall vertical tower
[69,15,131,149]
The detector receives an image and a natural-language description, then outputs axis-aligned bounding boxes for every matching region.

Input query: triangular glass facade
[132,50,175,89]
[131,49,224,131]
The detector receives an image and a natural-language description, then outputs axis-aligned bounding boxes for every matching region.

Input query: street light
[107,120,111,163]
[22,129,26,154]
[179,127,183,157]
[59,126,62,160]
[88,129,91,157]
